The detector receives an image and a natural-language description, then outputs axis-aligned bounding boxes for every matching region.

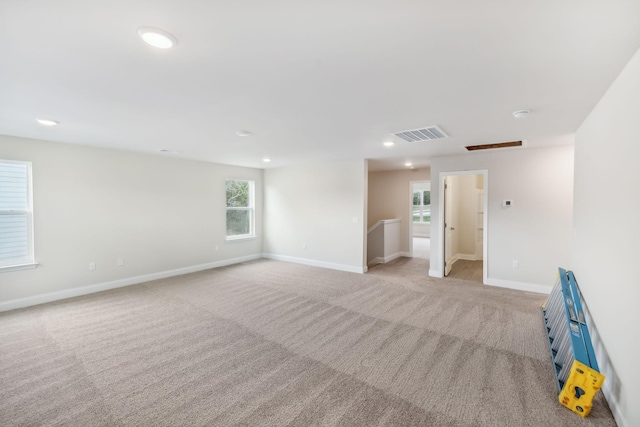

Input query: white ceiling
[1,1,639,171]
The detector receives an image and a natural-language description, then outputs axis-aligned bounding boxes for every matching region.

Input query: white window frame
[225,179,255,241]
[0,159,37,272]
[413,188,431,224]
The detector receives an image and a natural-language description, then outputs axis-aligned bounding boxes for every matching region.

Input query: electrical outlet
[352,217,358,224]
[117,257,124,267]
[302,243,307,249]
[512,260,519,269]
[215,245,219,251]
[89,262,96,271]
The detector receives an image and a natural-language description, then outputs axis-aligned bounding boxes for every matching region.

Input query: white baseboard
[601,376,627,427]
[484,277,552,294]
[368,252,410,267]
[580,302,627,427]
[384,252,403,263]
[0,254,263,313]
[262,253,366,274]
[428,268,549,294]
[448,253,477,266]
[429,269,443,278]
[449,254,459,265]
[368,256,384,266]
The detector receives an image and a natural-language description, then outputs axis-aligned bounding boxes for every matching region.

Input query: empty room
[1,2,639,426]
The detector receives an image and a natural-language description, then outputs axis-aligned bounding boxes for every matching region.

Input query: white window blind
[0,160,34,268]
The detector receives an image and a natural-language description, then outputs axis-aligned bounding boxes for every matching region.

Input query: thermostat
[502,200,513,207]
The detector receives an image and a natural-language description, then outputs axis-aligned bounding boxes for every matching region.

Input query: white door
[444,177,453,276]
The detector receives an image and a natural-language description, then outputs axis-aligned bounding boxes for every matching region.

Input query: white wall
[263,160,367,273]
[0,135,263,305]
[430,145,574,292]
[573,47,640,427]
[412,222,430,237]
[368,168,431,253]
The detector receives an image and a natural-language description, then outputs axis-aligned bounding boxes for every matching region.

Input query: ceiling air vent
[465,141,522,151]
[393,125,448,142]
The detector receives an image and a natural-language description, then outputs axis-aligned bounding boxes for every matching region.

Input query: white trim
[263,253,366,274]
[383,252,403,263]
[380,218,401,224]
[484,277,551,294]
[447,253,476,266]
[0,159,35,269]
[429,268,443,278]
[0,254,263,313]
[368,256,384,266]
[225,235,257,242]
[367,252,410,267]
[437,170,488,284]
[601,383,627,427]
[367,218,401,234]
[225,178,255,240]
[449,254,460,265]
[368,221,383,234]
[0,262,38,273]
[412,233,430,238]
[579,300,626,427]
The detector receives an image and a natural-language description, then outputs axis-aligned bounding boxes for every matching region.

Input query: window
[0,160,36,271]
[413,189,431,223]
[226,179,255,240]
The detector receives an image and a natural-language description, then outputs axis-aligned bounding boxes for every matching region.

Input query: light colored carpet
[0,257,615,426]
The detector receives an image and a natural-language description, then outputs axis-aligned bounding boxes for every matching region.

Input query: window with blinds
[226,179,255,240]
[0,160,34,269]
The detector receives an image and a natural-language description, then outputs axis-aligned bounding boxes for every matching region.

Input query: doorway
[409,181,430,259]
[440,171,487,284]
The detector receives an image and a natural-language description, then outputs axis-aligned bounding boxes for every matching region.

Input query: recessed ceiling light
[235,130,252,137]
[404,162,412,167]
[383,141,394,147]
[138,27,177,49]
[262,157,271,163]
[512,110,530,119]
[36,119,58,126]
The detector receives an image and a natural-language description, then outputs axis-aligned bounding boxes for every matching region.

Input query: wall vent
[465,140,522,151]
[393,125,448,142]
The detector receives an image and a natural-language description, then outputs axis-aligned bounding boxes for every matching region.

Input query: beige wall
[430,145,574,291]
[368,168,430,254]
[450,174,477,257]
[573,46,640,427]
[0,135,263,303]
[263,159,367,272]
